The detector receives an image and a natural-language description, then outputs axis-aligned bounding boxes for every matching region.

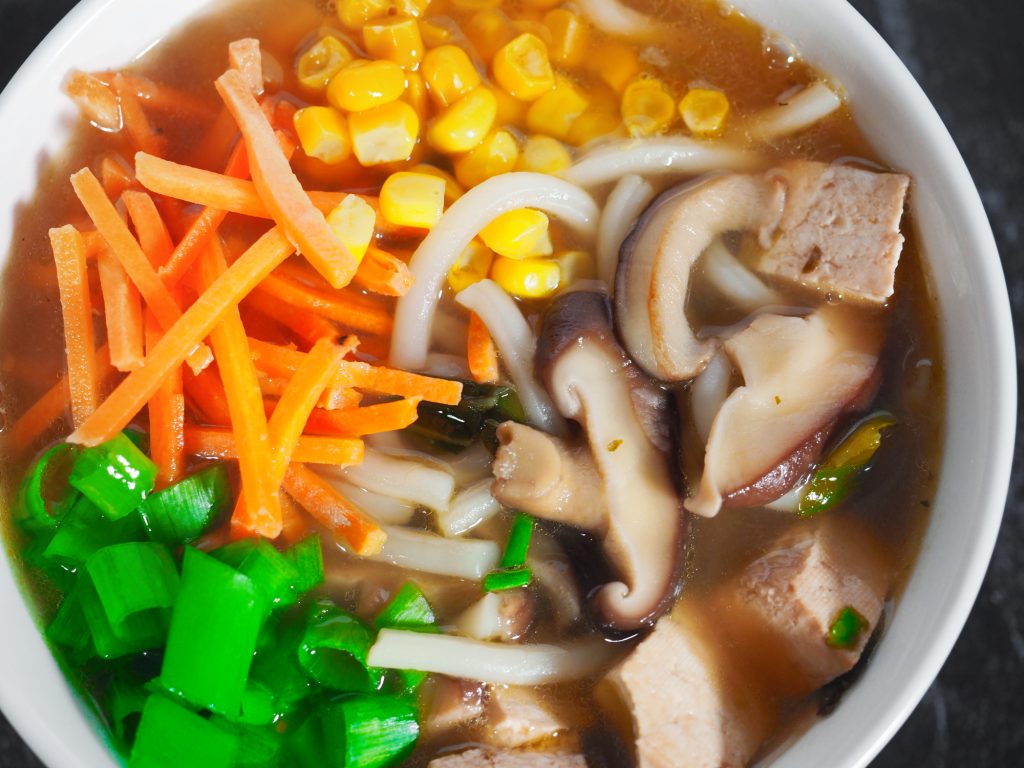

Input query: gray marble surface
[0,0,1021,766]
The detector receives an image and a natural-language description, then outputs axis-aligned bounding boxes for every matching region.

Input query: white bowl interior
[0,1,1014,767]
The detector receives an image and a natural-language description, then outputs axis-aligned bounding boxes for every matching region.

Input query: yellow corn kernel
[464,10,516,61]
[622,77,676,137]
[521,0,563,9]
[404,71,429,120]
[454,129,519,188]
[422,45,482,108]
[363,17,424,70]
[543,9,588,68]
[514,20,553,46]
[679,88,731,138]
[393,0,432,18]
[448,240,494,292]
[427,87,497,154]
[491,256,561,298]
[380,171,446,229]
[493,33,555,101]
[517,135,571,174]
[293,106,351,165]
[327,59,406,113]
[419,18,457,48]
[567,110,622,147]
[296,36,354,90]
[479,209,552,259]
[411,163,466,204]
[591,41,640,93]
[526,78,589,140]
[326,194,376,263]
[337,0,389,29]
[452,0,502,8]
[348,101,420,165]
[554,250,595,284]
[491,85,527,126]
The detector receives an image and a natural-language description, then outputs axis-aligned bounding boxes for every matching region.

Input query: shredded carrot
[229,39,264,96]
[257,273,393,337]
[305,396,423,437]
[283,463,385,556]
[183,365,232,426]
[96,72,214,120]
[353,247,415,297]
[279,492,311,545]
[64,70,120,132]
[70,168,213,373]
[216,69,356,289]
[259,376,362,410]
[96,246,145,372]
[145,316,185,488]
[68,226,295,447]
[100,154,135,199]
[123,190,174,268]
[467,312,500,384]
[185,426,364,467]
[50,226,100,428]
[244,287,340,349]
[82,230,107,259]
[112,73,167,157]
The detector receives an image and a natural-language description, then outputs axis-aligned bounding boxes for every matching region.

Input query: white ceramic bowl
[0,0,1014,766]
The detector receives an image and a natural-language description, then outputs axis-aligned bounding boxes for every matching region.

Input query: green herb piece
[128,695,238,768]
[249,620,315,719]
[483,566,532,592]
[321,695,420,768]
[374,582,437,630]
[42,495,147,572]
[159,547,263,716]
[287,534,325,596]
[499,512,535,569]
[210,717,283,768]
[86,542,178,637]
[140,464,230,545]
[212,538,300,615]
[283,712,328,768]
[406,382,528,452]
[79,576,167,660]
[108,677,150,749]
[69,432,158,520]
[826,606,870,649]
[46,582,92,662]
[16,443,79,533]
[298,599,384,693]
[607,439,623,452]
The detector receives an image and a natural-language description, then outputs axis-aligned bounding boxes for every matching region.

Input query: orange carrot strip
[68,226,295,447]
[259,376,362,411]
[197,238,281,539]
[98,72,215,120]
[257,273,393,337]
[183,365,232,426]
[64,70,120,131]
[50,226,100,428]
[100,153,135,199]
[279,492,310,545]
[229,39,264,96]
[305,396,423,437]
[245,287,340,348]
[145,316,185,487]
[352,247,415,297]
[70,168,212,373]
[215,69,356,289]
[123,190,174,268]
[112,73,167,157]
[96,246,145,372]
[283,463,385,556]
[186,426,364,467]
[83,230,107,258]
[467,312,500,384]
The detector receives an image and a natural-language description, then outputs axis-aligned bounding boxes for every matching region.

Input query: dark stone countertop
[0,0,1020,766]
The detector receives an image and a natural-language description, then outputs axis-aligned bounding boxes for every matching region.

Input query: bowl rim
[0,0,1015,767]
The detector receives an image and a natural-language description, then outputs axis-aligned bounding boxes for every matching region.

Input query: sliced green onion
[69,431,158,520]
[499,512,534,569]
[46,582,92,662]
[159,547,263,716]
[321,695,419,768]
[140,464,230,545]
[236,681,277,726]
[298,599,384,693]
[108,677,149,749]
[128,695,238,768]
[826,606,870,649]
[212,538,300,614]
[483,566,532,592]
[374,582,437,630]
[249,620,315,718]
[42,496,147,571]
[210,717,283,768]
[283,712,328,768]
[287,534,325,596]
[16,443,79,533]
[86,542,178,632]
[79,576,167,660]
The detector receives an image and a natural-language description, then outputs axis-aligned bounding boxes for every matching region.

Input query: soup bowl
[0,0,1014,766]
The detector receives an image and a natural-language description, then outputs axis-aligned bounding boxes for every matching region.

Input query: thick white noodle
[370,527,500,581]
[437,478,502,537]
[597,173,657,287]
[575,0,658,40]
[422,352,471,380]
[390,173,599,371]
[690,351,732,445]
[446,442,494,486]
[701,238,782,310]
[368,630,619,685]
[330,448,455,512]
[327,479,418,525]
[454,593,506,640]
[455,280,563,434]
[748,82,843,141]
[563,137,760,188]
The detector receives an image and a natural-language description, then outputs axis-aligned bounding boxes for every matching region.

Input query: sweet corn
[404,71,429,120]
[493,33,555,101]
[326,194,376,263]
[526,78,589,140]
[464,10,516,61]
[427,87,497,154]
[491,256,561,298]
[293,106,351,165]
[544,9,588,68]
[554,250,595,284]
[479,209,552,259]
[296,36,354,90]
[517,135,572,174]
[514,20,553,46]
[454,129,519,188]
[567,110,622,146]
[491,85,527,126]
[393,0,432,18]
[422,45,481,108]
[380,171,446,229]
[521,0,563,9]
[622,77,676,137]
[327,60,406,113]
[419,18,458,48]
[679,88,731,137]
[592,41,640,93]
[337,0,389,29]
[448,240,494,292]
[411,163,466,204]
[452,0,502,8]
[348,101,420,165]
[363,17,425,70]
